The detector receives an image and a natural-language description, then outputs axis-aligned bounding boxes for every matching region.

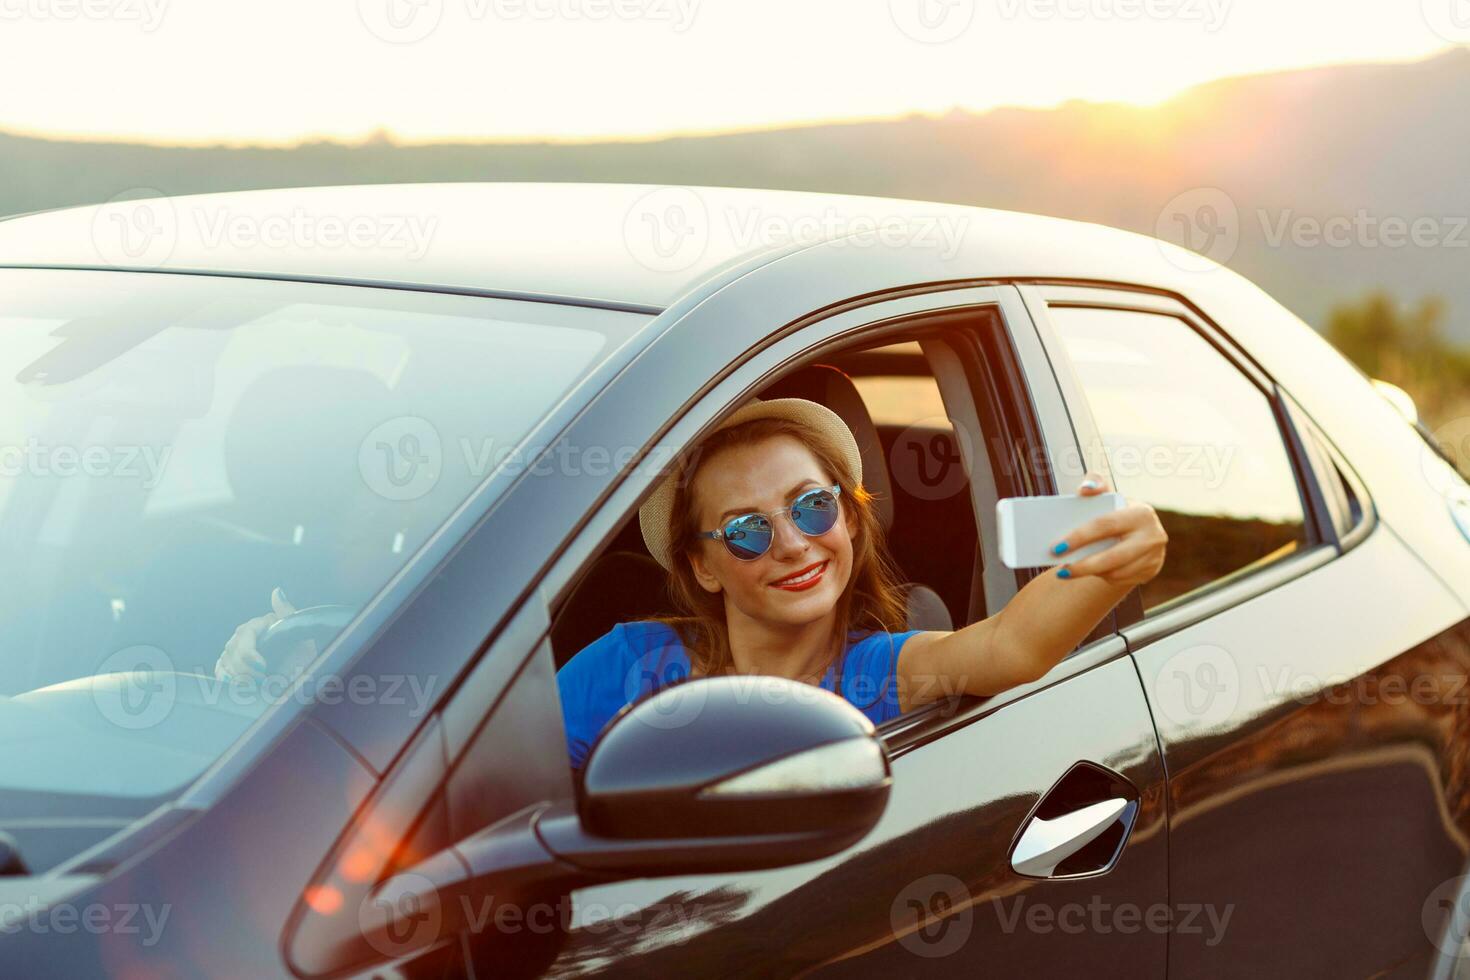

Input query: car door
[527,282,1170,977]
[1023,284,1470,977]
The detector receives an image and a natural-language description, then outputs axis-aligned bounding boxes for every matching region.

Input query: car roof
[0,182,1206,312]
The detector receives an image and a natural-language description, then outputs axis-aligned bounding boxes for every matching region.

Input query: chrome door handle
[1011,797,1130,878]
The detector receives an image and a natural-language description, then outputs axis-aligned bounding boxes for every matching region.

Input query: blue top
[555,619,926,769]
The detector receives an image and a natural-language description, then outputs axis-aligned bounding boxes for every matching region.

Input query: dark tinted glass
[1049,307,1309,612]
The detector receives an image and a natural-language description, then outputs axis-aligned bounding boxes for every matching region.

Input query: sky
[0,0,1463,145]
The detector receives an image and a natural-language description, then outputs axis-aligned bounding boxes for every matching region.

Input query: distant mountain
[3,48,1468,339]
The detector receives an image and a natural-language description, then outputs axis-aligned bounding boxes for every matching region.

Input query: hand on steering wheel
[215,590,355,684]
[215,588,296,681]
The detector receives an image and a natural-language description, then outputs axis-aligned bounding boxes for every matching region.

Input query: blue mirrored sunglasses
[697,485,843,561]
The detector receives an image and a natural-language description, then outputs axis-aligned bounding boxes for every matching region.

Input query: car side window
[547,331,990,689]
[1294,408,1368,542]
[1047,306,1311,613]
[1320,451,1366,537]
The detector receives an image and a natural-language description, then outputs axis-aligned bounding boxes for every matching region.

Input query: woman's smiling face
[686,433,854,628]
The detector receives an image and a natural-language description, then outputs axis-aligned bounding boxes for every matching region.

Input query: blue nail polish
[1052,542,1069,555]
[1057,568,1071,579]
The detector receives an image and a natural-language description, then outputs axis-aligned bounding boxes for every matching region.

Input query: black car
[0,182,1468,978]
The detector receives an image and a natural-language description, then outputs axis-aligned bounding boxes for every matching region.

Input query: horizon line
[3,44,1463,152]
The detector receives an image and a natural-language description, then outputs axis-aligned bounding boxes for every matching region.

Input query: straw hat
[638,397,863,571]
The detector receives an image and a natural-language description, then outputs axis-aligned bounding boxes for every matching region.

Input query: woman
[555,396,1167,769]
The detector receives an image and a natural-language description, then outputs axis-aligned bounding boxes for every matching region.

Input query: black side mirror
[347,676,891,969]
[551,674,892,866]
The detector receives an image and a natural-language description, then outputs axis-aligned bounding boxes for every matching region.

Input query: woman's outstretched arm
[896,475,1168,710]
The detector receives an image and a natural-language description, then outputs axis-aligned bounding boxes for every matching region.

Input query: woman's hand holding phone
[903,474,1168,708]
[1051,475,1168,585]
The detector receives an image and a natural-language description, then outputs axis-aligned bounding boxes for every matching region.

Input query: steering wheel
[256,604,357,679]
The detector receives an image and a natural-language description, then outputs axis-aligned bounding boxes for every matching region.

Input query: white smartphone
[996,492,1127,569]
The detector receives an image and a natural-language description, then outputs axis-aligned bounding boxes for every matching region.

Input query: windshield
[0,269,648,806]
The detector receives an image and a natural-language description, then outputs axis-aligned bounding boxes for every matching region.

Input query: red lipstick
[770,560,828,591]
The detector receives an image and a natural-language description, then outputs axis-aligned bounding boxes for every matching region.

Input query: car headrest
[901,582,953,632]
[758,365,894,532]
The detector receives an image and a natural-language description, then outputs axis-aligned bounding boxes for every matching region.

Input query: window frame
[1279,388,1378,553]
[1019,282,1369,646]
[533,283,1107,760]
[539,288,1034,625]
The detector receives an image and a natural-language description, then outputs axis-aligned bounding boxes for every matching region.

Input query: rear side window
[1048,307,1310,613]
[1288,399,1368,543]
